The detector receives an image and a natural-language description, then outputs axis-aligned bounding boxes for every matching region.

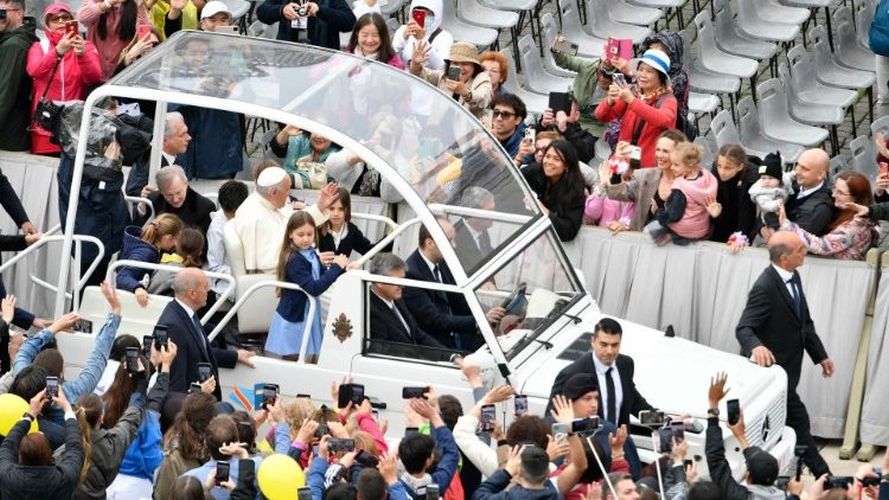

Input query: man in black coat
[735,231,834,477]
[256,0,355,50]
[547,317,654,428]
[367,253,455,363]
[158,268,254,400]
[403,219,504,352]
[783,148,834,237]
[125,112,190,196]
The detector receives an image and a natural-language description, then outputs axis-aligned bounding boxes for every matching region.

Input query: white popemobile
[51,31,795,480]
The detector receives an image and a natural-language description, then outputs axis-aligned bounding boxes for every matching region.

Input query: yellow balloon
[0,393,38,435]
[257,453,305,500]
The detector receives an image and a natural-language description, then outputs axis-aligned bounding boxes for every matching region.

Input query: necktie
[477,230,493,254]
[192,314,210,361]
[605,367,617,424]
[433,264,443,283]
[391,304,411,339]
[787,278,802,317]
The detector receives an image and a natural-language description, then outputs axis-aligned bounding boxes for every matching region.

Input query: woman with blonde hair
[117,213,183,307]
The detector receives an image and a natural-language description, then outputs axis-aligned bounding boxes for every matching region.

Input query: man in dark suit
[367,253,456,363]
[453,187,497,273]
[547,317,654,428]
[784,148,833,236]
[736,230,834,477]
[158,268,255,400]
[136,165,215,236]
[403,219,505,352]
[125,111,191,196]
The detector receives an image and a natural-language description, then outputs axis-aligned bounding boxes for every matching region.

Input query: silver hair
[164,112,185,138]
[155,165,188,191]
[459,186,495,210]
[369,252,405,277]
[171,269,202,296]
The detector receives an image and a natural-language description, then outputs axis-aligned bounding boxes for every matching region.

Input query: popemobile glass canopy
[85,31,587,358]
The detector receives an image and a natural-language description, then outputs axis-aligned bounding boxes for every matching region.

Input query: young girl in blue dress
[266,211,353,363]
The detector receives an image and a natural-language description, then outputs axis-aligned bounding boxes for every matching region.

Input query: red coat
[595,92,678,168]
[27,30,103,154]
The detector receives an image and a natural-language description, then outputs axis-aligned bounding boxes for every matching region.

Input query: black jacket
[0,18,38,151]
[318,221,388,257]
[453,220,487,274]
[709,161,758,242]
[785,182,834,236]
[0,417,84,500]
[735,266,828,391]
[367,292,452,362]
[145,187,215,236]
[158,300,237,399]
[472,469,559,499]
[256,0,355,49]
[402,250,477,347]
[521,163,585,242]
[546,353,653,427]
[125,154,171,197]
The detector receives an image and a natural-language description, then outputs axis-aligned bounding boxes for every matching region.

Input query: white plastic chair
[517,35,575,93]
[710,109,743,149]
[557,1,606,58]
[755,78,829,146]
[680,29,741,95]
[786,45,857,108]
[779,64,844,127]
[808,25,876,90]
[750,0,809,26]
[855,0,877,50]
[583,0,651,44]
[540,13,577,78]
[481,0,536,11]
[737,96,804,163]
[871,116,889,138]
[849,135,878,180]
[457,0,519,30]
[605,0,662,27]
[735,0,800,42]
[832,7,876,72]
[712,0,777,61]
[830,154,849,178]
[500,48,550,115]
[688,91,720,115]
[694,11,757,78]
[441,0,499,47]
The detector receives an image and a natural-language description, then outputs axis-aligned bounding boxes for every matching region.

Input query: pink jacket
[77,0,151,79]
[27,3,104,154]
[584,192,635,228]
[668,167,717,240]
[354,412,388,454]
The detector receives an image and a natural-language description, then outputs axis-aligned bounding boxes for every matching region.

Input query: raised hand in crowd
[101,280,122,316]
[55,31,78,57]
[316,182,340,212]
[48,311,80,334]
[546,433,570,461]
[503,445,523,477]
[549,394,575,424]
[2,295,15,325]
[153,339,178,371]
[610,424,628,460]
[378,452,398,485]
[296,418,320,444]
[403,19,426,41]
[27,388,48,419]
[200,375,217,395]
[482,384,515,407]
[124,34,156,67]
[708,372,730,409]
[410,40,431,70]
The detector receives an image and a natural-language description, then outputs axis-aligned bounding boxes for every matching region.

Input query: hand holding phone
[480,404,496,432]
[726,399,740,426]
[46,376,60,400]
[411,9,426,29]
[216,460,230,484]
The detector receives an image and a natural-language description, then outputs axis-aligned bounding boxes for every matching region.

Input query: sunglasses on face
[491,109,516,119]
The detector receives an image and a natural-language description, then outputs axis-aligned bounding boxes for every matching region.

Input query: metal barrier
[105,260,236,325]
[123,195,154,220]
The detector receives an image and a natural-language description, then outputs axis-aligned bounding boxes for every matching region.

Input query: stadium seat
[871,116,889,138]
[737,96,804,163]
[500,48,549,115]
[778,64,844,129]
[755,78,829,147]
[855,0,876,50]
[710,109,743,149]
[441,0,499,47]
[688,91,720,116]
[750,0,809,26]
[603,0,662,27]
[457,0,519,30]
[680,29,742,95]
[735,0,800,42]
[785,45,857,108]
[693,12,757,80]
[832,7,876,72]
[712,0,777,61]
[556,2,606,58]
[808,26,875,90]
[540,13,578,77]
[517,35,575,93]
[583,0,651,44]
[849,135,878,180]
[829,154,849,178]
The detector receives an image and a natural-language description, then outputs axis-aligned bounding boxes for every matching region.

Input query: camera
[639,410,666,426]
[356,449,380,468]
[338,383,365,408]
[571,417,601,436]
[295,2,308,16]
[726,399,741,425]
[402,386,429,399]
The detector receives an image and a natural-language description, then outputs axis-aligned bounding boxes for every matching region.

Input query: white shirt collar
[771,264,794,283]
[797,181,824,199]
[175,297,196,318]
[591,352,615,373]
[329,223,349,246]
[372,289,395,309]
[162,151,177,166]
[464,223,485,247]
[419,250,439,278]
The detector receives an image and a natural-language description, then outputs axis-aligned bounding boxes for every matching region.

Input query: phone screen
[670,422,685,442]
[639,410,665,426]
[137,24,152,39]
[125,347,139,372]
[46,376,59,399]
[263,384,279,408]
[216,460,230,484]
[726,399,740,425]
[446,66,461,81]
[658,427,673,453]
[480,404,496,432]
[65,20,79,35]
[153,326,169,350]
[198,363,212,382]
[514,395,528,416]
[142,335,153,355]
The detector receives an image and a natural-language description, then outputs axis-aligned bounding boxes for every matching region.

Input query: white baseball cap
[201,1,232,20]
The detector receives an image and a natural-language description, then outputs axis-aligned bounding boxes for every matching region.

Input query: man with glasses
[0,0,37,151]
[487,93,528,161]
[403,218,505,352]
[781,148,834,237]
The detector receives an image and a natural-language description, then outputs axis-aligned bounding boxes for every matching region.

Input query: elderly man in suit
[736,230,834,478]
[158,268,254,400]
[367,253,456,363]
[547,317,654,428]
[403,218,505,352]
[126,112,191,196]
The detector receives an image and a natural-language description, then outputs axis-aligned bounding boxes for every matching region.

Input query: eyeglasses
[491,109,516,119]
